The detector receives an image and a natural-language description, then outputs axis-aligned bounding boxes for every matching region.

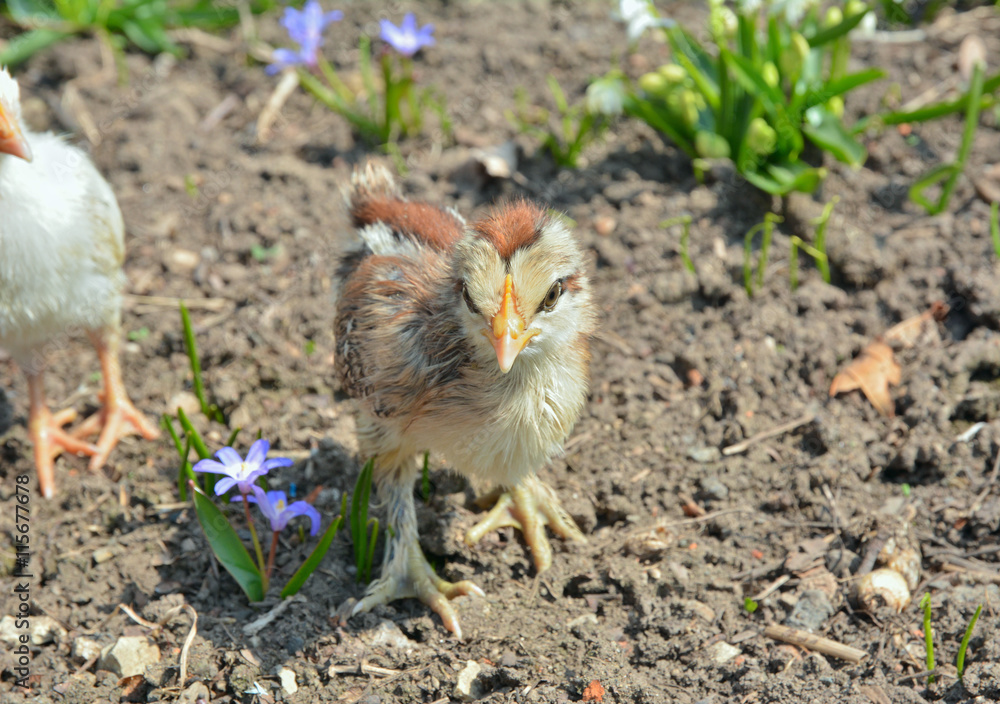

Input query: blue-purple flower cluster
[268,1,435,73]
[193,438,319,536]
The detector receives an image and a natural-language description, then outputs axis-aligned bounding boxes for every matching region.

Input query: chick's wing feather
[335,244,468,422]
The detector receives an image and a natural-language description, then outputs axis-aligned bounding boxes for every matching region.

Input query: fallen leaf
[117,675,147,702]
[883,302,947,348]
[829,341,901,417]
[582,679,606,702]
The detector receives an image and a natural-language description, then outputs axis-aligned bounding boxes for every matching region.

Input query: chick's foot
[466,474,586,573]
[27,375,99,499]
[74,329,159,471]
[350,479,483,639]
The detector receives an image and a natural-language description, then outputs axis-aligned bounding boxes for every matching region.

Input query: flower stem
[243,495,267,587]
[266,531,279,584]
[317,55,355,105]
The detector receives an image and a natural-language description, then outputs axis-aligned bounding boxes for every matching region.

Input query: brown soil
[2,3,1000,703]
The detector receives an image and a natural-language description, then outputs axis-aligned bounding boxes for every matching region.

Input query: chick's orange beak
[0,104,31,161]
[484,274,538,373]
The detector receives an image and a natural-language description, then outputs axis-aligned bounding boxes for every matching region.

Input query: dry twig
[722,411,817,456]
[764,624,867,664]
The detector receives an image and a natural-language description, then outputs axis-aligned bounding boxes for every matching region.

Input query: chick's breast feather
[0,130,126,362]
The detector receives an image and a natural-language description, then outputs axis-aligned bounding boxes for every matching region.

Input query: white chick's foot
[73,392,161,472]
[74,329,160,471]
[29,406,99,499]
[352,535,484,639]
[466,475,586,573]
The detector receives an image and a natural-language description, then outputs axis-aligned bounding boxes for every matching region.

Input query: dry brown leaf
[829,341,901,417]
[883,301,948,348]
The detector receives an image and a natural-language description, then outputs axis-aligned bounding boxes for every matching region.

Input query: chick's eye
[462,282,479,315]
[541,280,563,312]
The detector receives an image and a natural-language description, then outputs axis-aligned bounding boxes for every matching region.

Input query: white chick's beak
[483,274,538,373]
[0,103,32,161]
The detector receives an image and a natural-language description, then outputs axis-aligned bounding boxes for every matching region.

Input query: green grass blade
[810,196,838,283]
[351,458,375,581]
[190,482,264,601]
[661,216,695,273]
[176,438,193,500]
[179,302,220,423]
[176,406,211,460]
[756,214,777,290]
[957,604,983,679]
[920,593,935,683]
[162,413,184,457]
[358,35,382,135]
[280,514,343,599]
[879,70,999,126]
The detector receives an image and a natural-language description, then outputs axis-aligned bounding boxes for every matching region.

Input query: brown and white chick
[0,68,159,498]
[335,163,596,638]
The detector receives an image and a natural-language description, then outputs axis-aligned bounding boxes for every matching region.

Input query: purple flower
[268,0,344,74]
[192,439,293,496]
[379,13,435,57]
[235,487,322,536]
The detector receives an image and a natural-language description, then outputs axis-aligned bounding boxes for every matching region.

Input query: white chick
[0,67,158,498]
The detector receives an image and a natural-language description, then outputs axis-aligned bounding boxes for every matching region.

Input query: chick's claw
[30,406,100,499]
[351,536,483,640]
[466,475,586,573]
[72,329,160,471]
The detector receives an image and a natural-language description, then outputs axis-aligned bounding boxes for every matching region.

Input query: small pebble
[594,215,617,236]
[454,660,484,702]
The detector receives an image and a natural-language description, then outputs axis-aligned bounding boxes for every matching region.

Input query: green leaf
[802,105,866,165]
[805,7,869,47]
[280,513,343,599]
[623,95,696,157]
[668,29,720,112]
[744,161,826,195]
[191,484,264,601]
[7,0,62,22]
[0,28,72,67]
[802,69,884,110]
[879,70,1000,126]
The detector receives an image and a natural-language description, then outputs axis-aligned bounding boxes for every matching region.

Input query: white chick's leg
[351,473,484,639]
[466,474,586,573]
[26,372,99,499]
[72,327,159,471]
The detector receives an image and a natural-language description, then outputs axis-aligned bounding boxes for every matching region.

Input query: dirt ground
[2,2,1000,703]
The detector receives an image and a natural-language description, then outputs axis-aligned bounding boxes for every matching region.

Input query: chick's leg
[26,372,99,499]
[352,472,484,639]
[466,474,585,573]
[73,328,159,470]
